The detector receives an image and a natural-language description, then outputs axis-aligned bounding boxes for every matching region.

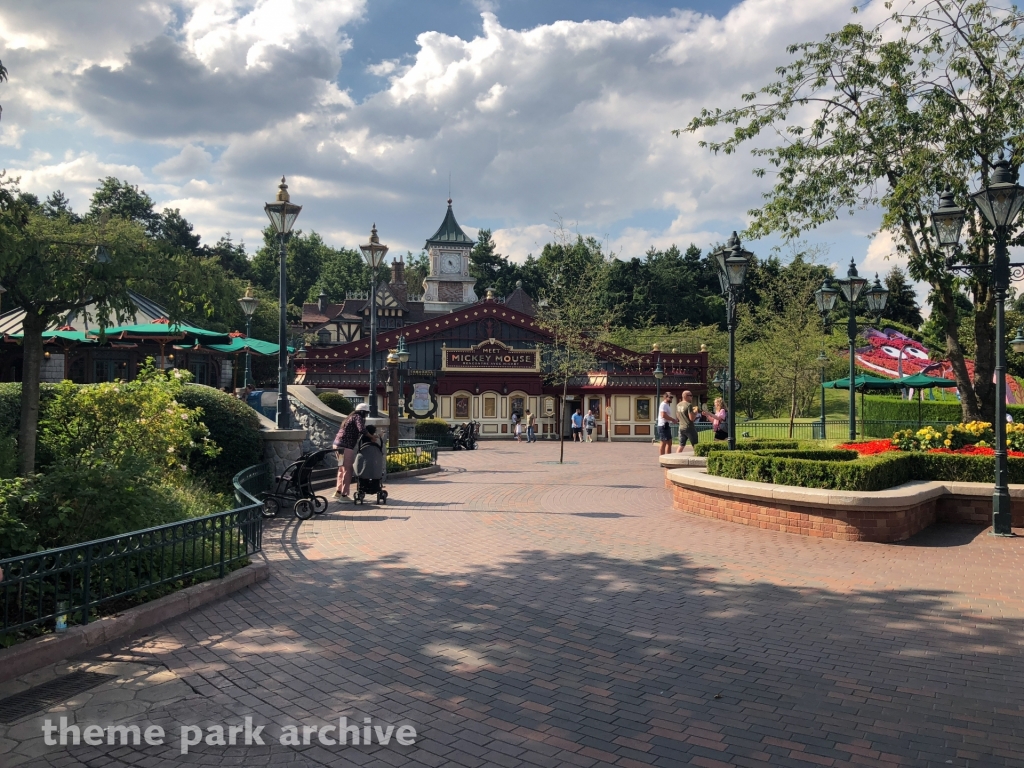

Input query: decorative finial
[244,283,254,298]
[276,176,290,203]
[447,198,453,206]
[652,343,661,352]
[516,279,523,289]
[486,286,496,300]
[370,223,379,244]
[700,343,708,353]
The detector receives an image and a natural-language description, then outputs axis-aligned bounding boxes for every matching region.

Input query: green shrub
[0,432,16,479]
[177,384,263,488]
[694,439,799,457]
[0,382,59,450]
[708,450,914,491]
[706,446,1024,491]
[415,418,450,438]
[317,392,353,415]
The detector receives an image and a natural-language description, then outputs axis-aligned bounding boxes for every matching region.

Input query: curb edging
[0,561,270,684]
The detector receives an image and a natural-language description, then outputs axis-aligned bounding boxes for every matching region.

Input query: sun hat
[355,403,370,412]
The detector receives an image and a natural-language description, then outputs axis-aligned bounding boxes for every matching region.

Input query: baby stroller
[352,431,388,505]
[261,448,332,520]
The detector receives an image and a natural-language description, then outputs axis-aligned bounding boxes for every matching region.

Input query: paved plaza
[2,440,1024,767]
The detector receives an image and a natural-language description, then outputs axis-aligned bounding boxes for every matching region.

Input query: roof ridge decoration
[425,198,473,248]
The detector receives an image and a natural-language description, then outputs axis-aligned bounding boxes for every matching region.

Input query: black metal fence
[0,465,269,637]
[388,439,438,472]
[660,420,959,444]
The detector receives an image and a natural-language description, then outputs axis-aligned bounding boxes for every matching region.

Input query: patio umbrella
[822,374,902,391]
[90,319,230,367]
[203,337,293,356]
[7,326,97,379]
[895,373,957,425]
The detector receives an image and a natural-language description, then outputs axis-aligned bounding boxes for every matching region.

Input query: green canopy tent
[895,373,957,426]
[180,336,294,389]
[89,321,231,369]
[822,374,903,438]
[7,327,98,379]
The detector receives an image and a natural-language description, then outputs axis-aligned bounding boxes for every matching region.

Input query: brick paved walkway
[3,440,1024,767]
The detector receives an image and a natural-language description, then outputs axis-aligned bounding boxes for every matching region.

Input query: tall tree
[157,208,201,253]
[313,246,367,302]
[883,266,924,328]
[42,190,79,222]
[404,251,430,297]
[88,177,161,235]
[680,0,1024,423]
[250,227,329,308]
[202,234,250,280]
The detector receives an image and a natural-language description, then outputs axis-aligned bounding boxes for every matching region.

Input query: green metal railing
[0,464,269,637]
[388,439,438,473]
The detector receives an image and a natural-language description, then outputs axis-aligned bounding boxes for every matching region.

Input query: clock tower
[422,198,477,313]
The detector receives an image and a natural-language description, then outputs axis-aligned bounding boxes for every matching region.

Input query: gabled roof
[303,298,704,373]
[0,290,172,336]
[504,284,536,316]
[425,199,474,248]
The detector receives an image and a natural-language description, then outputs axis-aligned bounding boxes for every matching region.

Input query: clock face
[441,254,461,274]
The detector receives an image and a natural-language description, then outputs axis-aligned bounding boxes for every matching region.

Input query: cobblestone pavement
[3,440,1024,767]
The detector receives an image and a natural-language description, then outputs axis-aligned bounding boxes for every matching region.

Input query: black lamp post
[817,348,828,438]
[359,225,388,417]
[397,334,410,416]
[264,177,301,429]
[237,284,259,388]
[712,232,752,450]
[816,262,887,441]
[930,153,1024,536]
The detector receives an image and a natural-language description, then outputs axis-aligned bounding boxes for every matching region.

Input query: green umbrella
[895,373,956,388]
[6,329,96,343]
[199,337,293,355]
[822,374,902,391]
[92,322,229,342]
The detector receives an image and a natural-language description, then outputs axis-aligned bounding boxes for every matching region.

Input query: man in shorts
[657,393,677,455]
[570,408,583,442]
[676,390,700,453]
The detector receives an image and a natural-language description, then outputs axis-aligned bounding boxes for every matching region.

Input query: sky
[0,0,913,302]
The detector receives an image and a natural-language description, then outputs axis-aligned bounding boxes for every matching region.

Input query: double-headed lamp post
[814,264,888,441]
[359,225,388,417]
[237,284,259,388]
[930,152,1024,536]
[712,232,752,450]
[263,177,302,429]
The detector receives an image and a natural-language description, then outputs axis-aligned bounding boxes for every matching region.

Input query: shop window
[455,396,470,419]
[635,397,651,421]
[484,395,497,418]
[587,397,601,416]
[510,396,525,418]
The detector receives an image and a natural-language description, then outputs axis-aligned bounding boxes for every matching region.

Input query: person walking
[571,408,583,442]
[525,409,536,443]
[657,392,678,455]
[710,397,728,442]
[584,409,596,442]
[332,403,369,500]
[511,410,520,441]
[676,390,700,453]
[514,414,523,443]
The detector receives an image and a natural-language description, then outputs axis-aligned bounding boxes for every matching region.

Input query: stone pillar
[262,428,308,477]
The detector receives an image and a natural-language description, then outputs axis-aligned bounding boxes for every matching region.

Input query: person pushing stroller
[332,403,369,500]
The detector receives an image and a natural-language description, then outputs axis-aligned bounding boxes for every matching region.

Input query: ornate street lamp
[359,225,388,417]
[386,348,400,448]
[932,152,1024,535]
[396,334,410,415]
[711,232,752,450]
[264,177,301,429]
[826,259,887,441]
[237,284,259,388]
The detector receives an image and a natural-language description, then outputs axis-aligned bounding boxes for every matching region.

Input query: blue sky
[0,0,908,299]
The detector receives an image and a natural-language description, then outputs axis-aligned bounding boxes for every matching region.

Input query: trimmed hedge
[694,439,799,457]
[415,418,450,438]
[707,448,1024,491]
[317,392,353,415]
[177,384,263,487]
[861,395,1024,438]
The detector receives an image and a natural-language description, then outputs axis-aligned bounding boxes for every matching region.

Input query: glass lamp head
[838,259,868,303]
[931,189,966,247]
[972,152,1024,230]
[237,284,259,319]
[653,362,664,380]
[359,224,389,269]
[814,277,839,315]
[864,273,889,315]
[264,177,302,235]
[1012,327,1024,354]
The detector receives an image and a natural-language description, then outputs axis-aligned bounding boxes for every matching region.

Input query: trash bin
[812,422,826,440]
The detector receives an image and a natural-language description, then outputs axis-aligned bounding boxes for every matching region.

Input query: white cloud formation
[0,0,902,271]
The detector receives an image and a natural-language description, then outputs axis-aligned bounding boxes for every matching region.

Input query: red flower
[837,440,898,455]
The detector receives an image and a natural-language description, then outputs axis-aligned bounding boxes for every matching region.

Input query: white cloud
[153,144,213,179]
[0,0,905,272]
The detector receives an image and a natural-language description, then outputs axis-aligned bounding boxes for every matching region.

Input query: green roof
[425,199,473,248]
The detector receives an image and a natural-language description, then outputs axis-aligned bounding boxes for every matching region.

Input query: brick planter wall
[667,468,1024,543]
[671,484,937,543]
